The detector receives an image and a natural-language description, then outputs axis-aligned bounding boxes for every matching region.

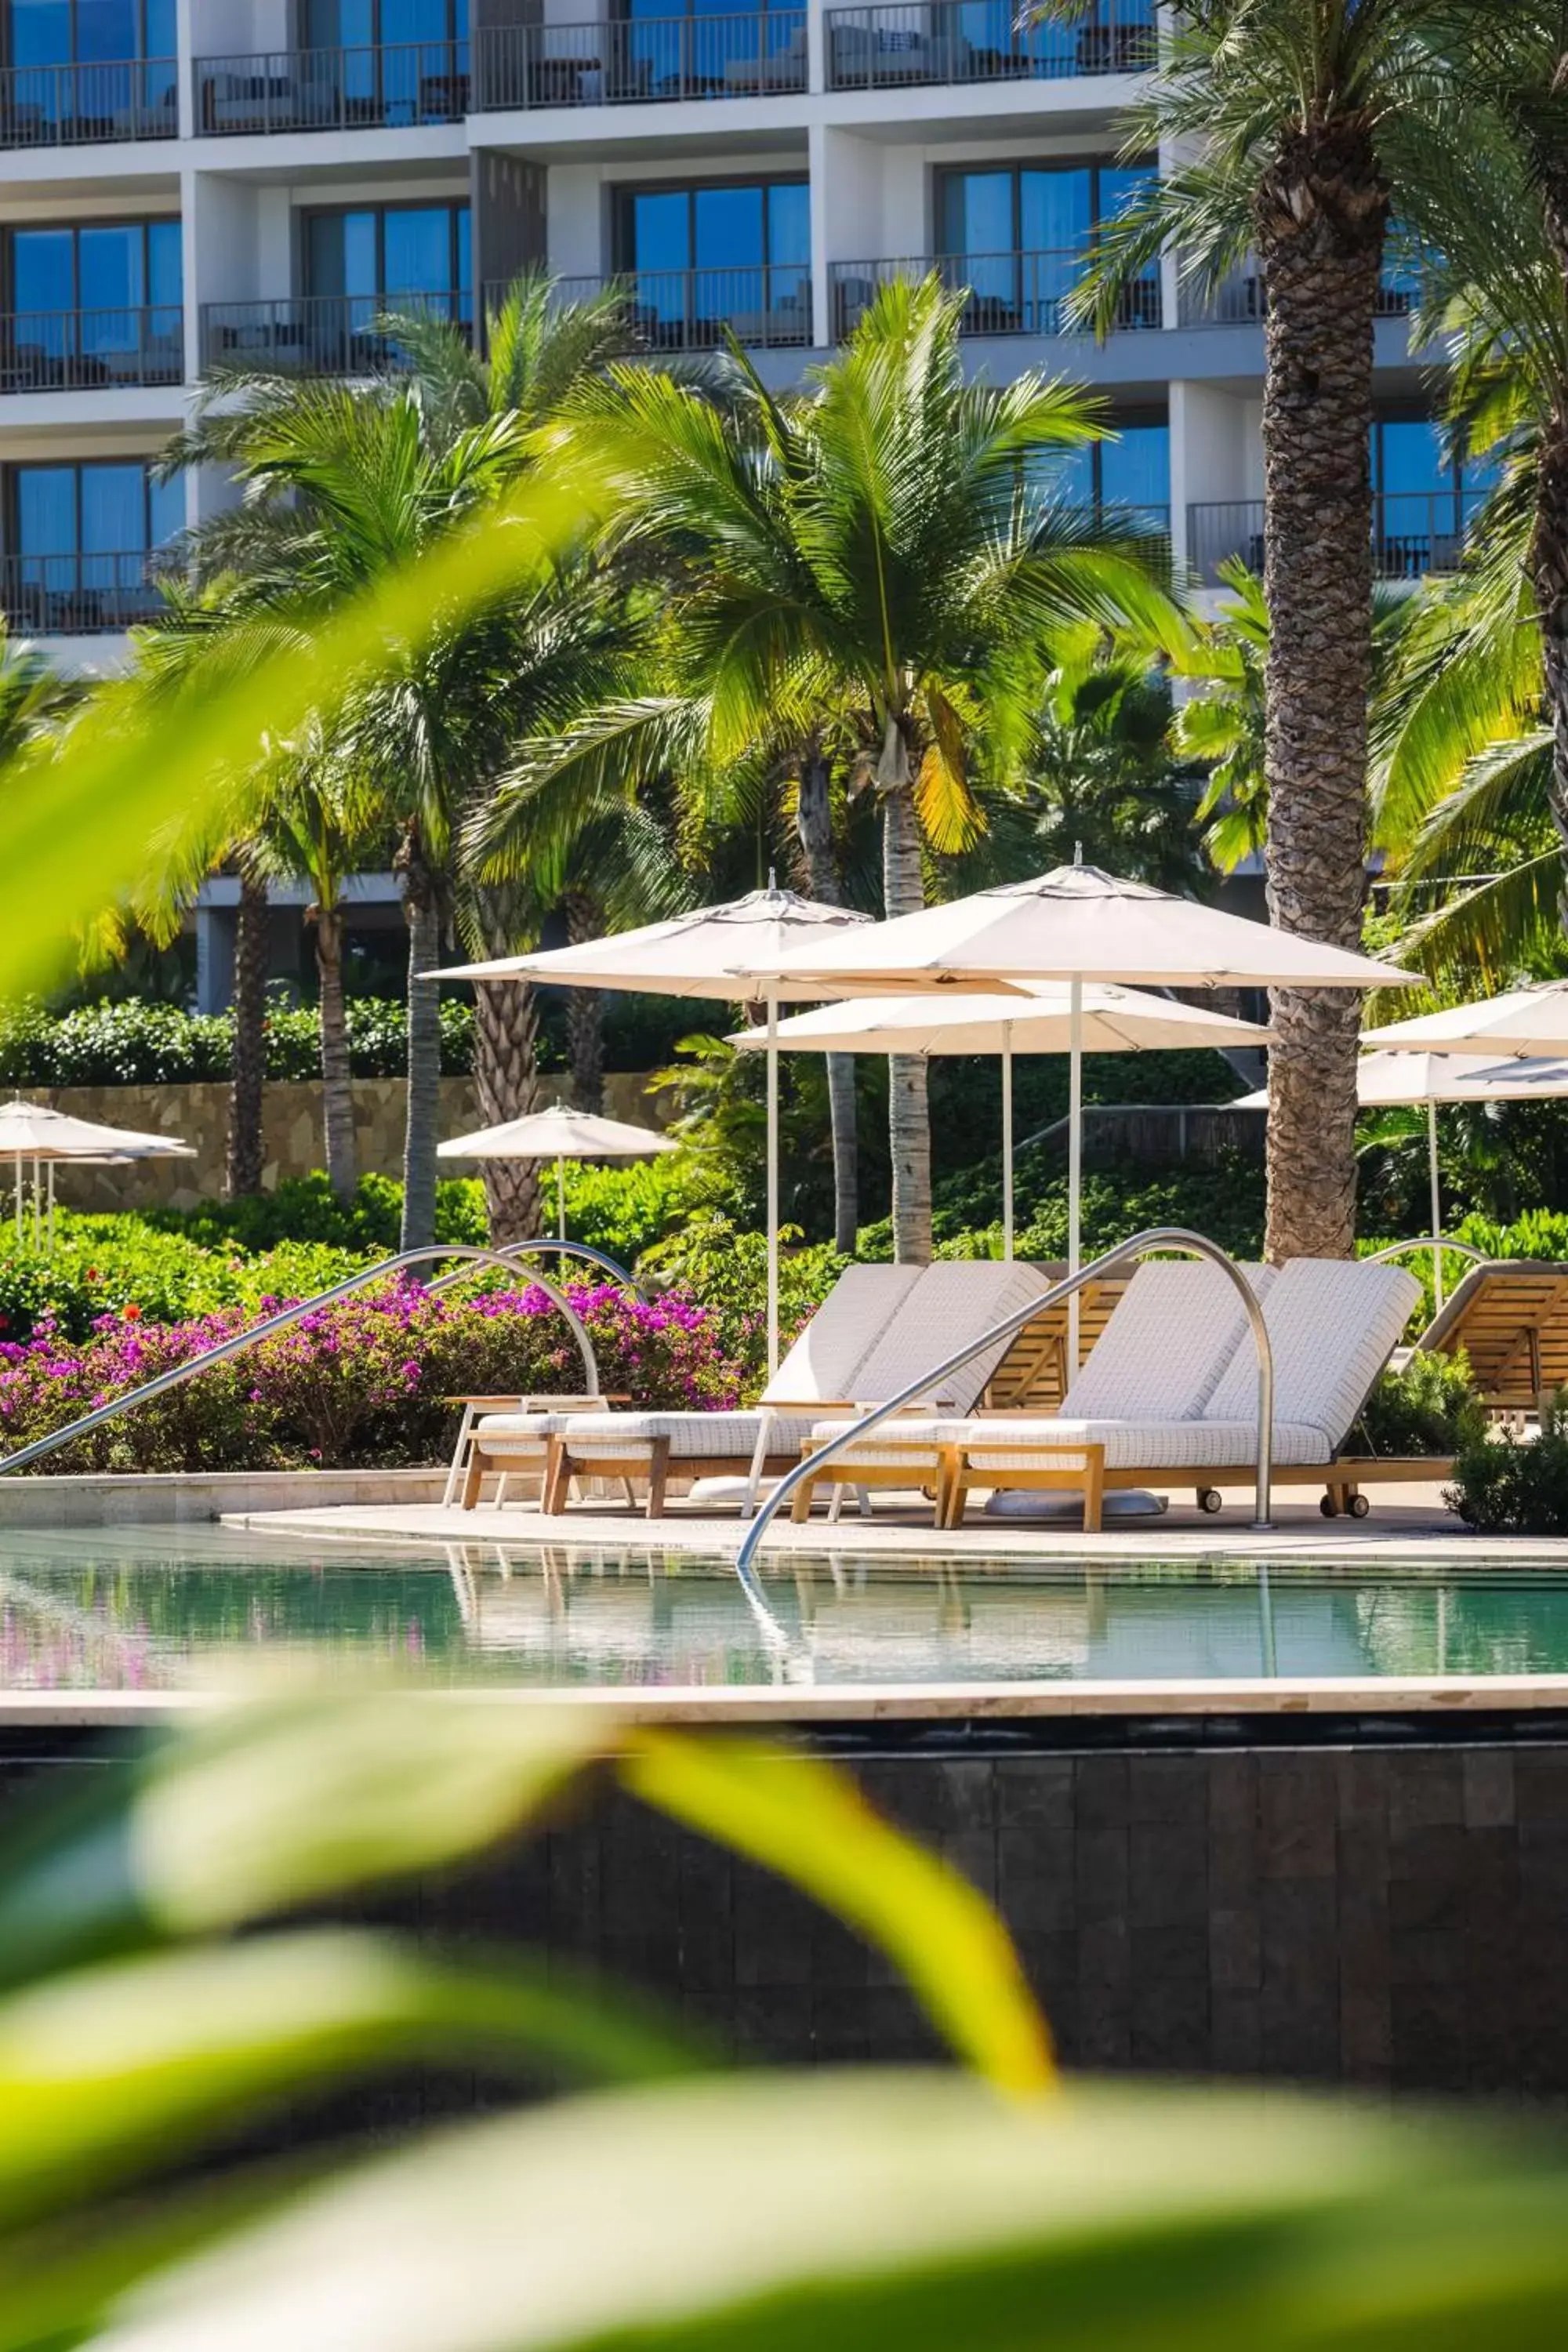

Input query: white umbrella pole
[1001,1024,1014,1262]
[1428,1099,1443,1314]
[556,1156,567,1242]
[11,1152,18,1243]
[46,1163,54,1257]
[31,1158,38,1250]
[766,989,779,1378]
[1067,975,1083,1373]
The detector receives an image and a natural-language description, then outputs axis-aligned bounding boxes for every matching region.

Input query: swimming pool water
[0,1526,1565,1690]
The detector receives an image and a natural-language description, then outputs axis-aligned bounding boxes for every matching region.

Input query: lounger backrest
[762,1263,926,1405]
[1062,1260,1275,1423]
[851,1259,1054,1409]
[1417,1261,1568,1408]
[1203,1259,1421,1446]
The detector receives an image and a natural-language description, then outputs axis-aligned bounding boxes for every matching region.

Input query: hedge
[0,996,476,1085]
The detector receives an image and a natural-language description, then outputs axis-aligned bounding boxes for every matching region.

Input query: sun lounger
[799,1259,1426,1530]
[540,1259,1053,1517]
[1414,1260,1568,1416]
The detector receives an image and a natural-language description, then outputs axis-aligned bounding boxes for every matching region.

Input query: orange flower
[122,1303,142,1323]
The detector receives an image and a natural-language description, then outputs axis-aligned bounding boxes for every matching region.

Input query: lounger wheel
[1347,1491,1370,1519]
[1319,1493,1339,1519]
[1196,1487,1223,1515]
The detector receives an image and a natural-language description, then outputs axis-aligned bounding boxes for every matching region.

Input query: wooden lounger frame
[1417,1261,1568,1416]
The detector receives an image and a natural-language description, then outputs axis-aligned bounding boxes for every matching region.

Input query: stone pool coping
[0,1468,447,1527]
[7,1673,1568,1730]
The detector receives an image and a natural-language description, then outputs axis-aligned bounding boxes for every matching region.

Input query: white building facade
[0,0,1483,681]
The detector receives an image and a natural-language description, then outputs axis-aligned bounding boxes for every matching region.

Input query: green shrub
[561,1152,731,1267]
[145,1171,485,1258]
[1446,1395,1568,1536]
[1357,1351,1488,1459]
[639,1212,848,1392]
[0,995,475,1085]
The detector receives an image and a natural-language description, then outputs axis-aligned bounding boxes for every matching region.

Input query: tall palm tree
[478,277,1178,1261]
[1044,0,1493,1261]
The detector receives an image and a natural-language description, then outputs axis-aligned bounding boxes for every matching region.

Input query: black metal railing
[0,305,183,392]
[1182,262,1422,326]
[194,41,468,132]
[0,550,172,634]
[831,249,1162,336]
[541,266,812,350]
[823,0,1154,91]
[201,289,471,374]
[1188,492,1489,585]
[0,56,177,146]
[472,10,805,107]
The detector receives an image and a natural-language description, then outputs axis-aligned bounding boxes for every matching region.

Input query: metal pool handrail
[1363,1236,1487,1272]
[428,1237,647,1301]
[0,1243,602,1479]
[731,1228,1276,1636]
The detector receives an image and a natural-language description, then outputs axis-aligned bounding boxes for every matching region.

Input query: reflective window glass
[1100,423,1169,517]
[9,0,70,64]
[629,190,690,272]
[1018,168,1091,254]
[12,227,72,312]
[149,470,182,546]
[766,180,808,266]
[692,185,764,271]
[16,464,76,552]
[147,217,180,310]
[80,461,142,550]
[74,0,137,60]
[942,171,1014,258]
[77,223,142,310]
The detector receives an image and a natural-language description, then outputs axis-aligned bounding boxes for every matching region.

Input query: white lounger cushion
[804,1414,974,1470]
[764,1262,924,1404]
[808,1414,1330,1472]
[470,1411,577,1454]
[849,1258,1053,1407]
[1061,1260,1273,1422]
[1202,1258,1421,1448]
[557,1408,819,1461]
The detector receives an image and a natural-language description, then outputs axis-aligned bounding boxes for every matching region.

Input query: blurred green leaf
[621,1736,1054,2095]
[60,2073,1568,2352]
[0,1928,696,2230]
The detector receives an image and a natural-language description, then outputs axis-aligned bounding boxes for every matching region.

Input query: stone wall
[26,1074,670,1212]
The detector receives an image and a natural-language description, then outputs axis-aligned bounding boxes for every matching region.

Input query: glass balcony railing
[201,290,471,374]
[0,549,171,633]
[831,252,1162,336]
[0,57,177,147]
[0,306,183,393]
[539,266,812,350]
[194,42,468,133]
[823,0,1155,92]
[1188,492,1489,585]
[472,13,806,107]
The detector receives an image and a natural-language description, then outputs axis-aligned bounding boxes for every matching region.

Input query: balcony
[0,550,169,634]
[471,12,806,108]
[1188,492,1488,586]
[822,0,1154,92]
[201,291,470,375]
[194,42,468,134]
[1181,263,1421,327]
[0,58,177,147]
[0,307,183,393]
[831,252,1162,338]
[541,267,812,350]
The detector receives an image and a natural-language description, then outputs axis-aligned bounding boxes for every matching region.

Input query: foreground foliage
[1447,1391,1568,1535]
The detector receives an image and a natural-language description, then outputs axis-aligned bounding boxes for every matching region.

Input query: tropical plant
[476,275,1181,1265]
[1044,0,1497,1262]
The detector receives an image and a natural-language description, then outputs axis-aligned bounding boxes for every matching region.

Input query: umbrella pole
[1001,1025,1014,1261]
[11,1151,18,1243]
[557,1156,567,1243]
[766,989,779,1379]
[1067,976,1083,1372]
[46,1163,54,1257]
[1428,1099,1443,1314]
[31,1158,38,1251]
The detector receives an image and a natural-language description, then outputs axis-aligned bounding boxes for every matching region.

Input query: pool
[2,1525,1567,1690]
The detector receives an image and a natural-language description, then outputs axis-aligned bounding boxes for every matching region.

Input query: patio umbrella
[437,1104,677,1241]
[428,880,873,1374]
[750,861,1410,1358]
[1231,1050,1568,1309]
[0,1099,196,1251]
[730,982,1273,1258]
[1363,978,1568,1058]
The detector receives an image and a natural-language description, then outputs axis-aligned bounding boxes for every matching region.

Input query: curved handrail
[429,1238,645,1300]
[1363,1236,1487,1271]
[0,1244,600,1479]
[731,1229,1276,1648]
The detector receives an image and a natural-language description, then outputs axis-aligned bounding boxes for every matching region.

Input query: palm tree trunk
[399,837,443,1254]
[225,869,268,1201]
[471,885,541,1245]
[314,903,357,1204]
[563,887,604,1115]
[796,742,858,1251]
[879,719,931,1265]
[1256,124,1388,1263]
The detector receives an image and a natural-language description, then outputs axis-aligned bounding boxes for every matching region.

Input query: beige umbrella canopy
[437,1105,676,1240]
[750,862,1410,1345]
[1362,978,1568,1058]
[430,880,875,1377]
[0,1098,196,1251]
[731,982,1274,1258]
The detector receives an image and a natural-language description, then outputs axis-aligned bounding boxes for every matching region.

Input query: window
[6,456,178,625]
[304,201,470,325]
[616,0,804,100]
[937,160,1160,332]
[1031,416,1169,529]
[6,0,172,65]
[5,216,180,380]
[1371,414,1495,575]
[299,0,468,126]
[617,179,809,347]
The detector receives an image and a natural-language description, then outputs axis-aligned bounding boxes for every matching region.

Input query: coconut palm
[1040,0,1496,1260]
[475,276,1181,1262]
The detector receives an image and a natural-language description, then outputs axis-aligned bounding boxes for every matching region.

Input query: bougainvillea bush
[0,1280,741,1474]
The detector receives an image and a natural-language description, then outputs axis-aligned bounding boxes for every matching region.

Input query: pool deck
[218,1479,1568,1567]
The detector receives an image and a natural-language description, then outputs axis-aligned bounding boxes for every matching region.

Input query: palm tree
[479,276,1178,1262]
[1043,0,1494,1261]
